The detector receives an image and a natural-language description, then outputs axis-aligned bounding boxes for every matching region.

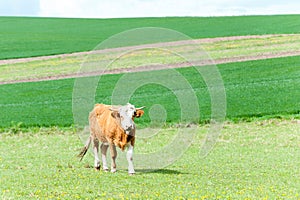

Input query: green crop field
[1,15,300,60]
[0,56,299,128]
[1,120,299,199]
[1,15,300,199]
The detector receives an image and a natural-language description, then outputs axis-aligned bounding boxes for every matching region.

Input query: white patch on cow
[101,154,109,171]
[93,146,100,169]
[126,144,135,174]
[119,103,136,134]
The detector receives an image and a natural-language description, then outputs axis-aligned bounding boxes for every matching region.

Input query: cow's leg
[93,139,100,170]
[127,144,135,175]
[110,144,117,173]
[100,143,109,172]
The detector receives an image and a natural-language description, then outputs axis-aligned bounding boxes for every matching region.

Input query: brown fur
[78,103,144,171]
[90,104,133,150]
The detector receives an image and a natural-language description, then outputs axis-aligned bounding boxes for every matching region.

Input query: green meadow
[1,15,300,60]
[0,56,299,128]
[1,15,300,199]
[1,120,299,199]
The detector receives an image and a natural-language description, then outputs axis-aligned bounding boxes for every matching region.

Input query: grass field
[1,15,300,60]
[1,34,300,83]
[0,55,299,128]
[1,15,300,199]
[1,120,299,199]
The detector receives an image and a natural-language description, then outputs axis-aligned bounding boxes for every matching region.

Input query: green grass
[1,15,300,60]
[1,120,299,199]
[1,34,300,83]
[1,15,299,200]
[220,56,300,119]
[0,55,299,128]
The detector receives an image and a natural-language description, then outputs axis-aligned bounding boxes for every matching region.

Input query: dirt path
[1,34,300,85]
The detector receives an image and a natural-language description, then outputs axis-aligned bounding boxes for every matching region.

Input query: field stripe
[1,34,300,85]
[0,34,297,66]
[1,51,300,85]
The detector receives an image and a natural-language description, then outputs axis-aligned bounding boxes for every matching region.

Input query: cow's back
[89,104,123,147]
[89,104,135,150]
[89,104,112,141]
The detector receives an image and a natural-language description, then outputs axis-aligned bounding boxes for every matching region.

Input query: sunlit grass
[1,120,299,199]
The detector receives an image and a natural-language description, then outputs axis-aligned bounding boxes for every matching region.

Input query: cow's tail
[78,136,92,161]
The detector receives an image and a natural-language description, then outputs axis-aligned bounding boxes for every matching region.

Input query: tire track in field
[1,34,300,85]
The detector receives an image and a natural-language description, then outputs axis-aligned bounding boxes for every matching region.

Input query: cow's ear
[109,107,120,118]
[134,109,144,118]
[111,111,120,118]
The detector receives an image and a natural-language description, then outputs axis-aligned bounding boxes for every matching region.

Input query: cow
[78,103,145,175]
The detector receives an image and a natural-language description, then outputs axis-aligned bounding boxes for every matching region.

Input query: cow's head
[110,103,145,135]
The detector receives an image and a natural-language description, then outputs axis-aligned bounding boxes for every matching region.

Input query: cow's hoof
[103,168,109,172]
[128,173,135,176]
[111,168,117,173]
[95,166,101,171]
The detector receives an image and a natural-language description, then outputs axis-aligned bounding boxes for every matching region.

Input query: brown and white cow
[78,103,144,175]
